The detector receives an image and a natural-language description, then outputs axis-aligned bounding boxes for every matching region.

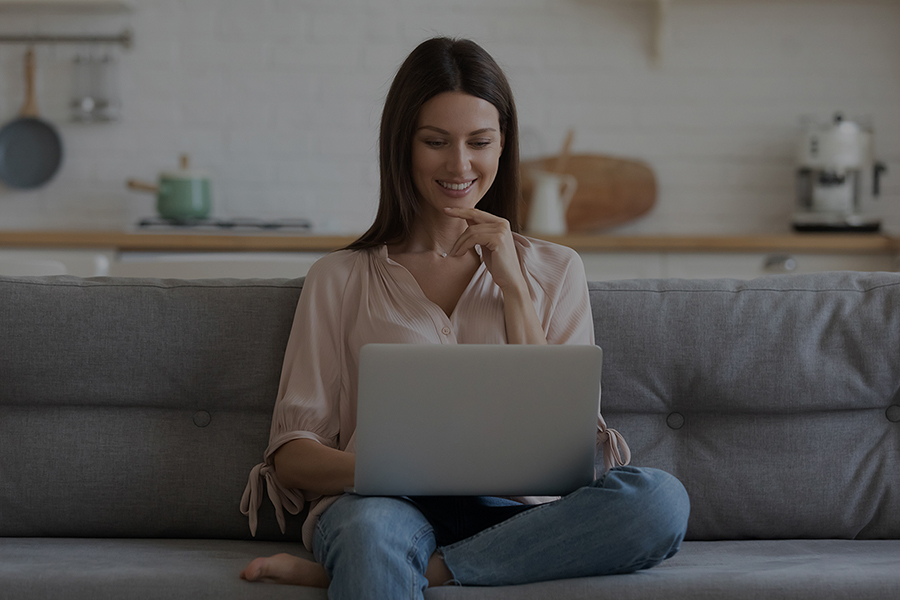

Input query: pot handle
[127,179,159,193]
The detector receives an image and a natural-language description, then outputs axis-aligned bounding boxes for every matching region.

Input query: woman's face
[411,91,504,215]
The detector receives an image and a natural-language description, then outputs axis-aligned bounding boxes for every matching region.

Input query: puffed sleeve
[241,253,349,535]
[544,248,595,347]
[537,244,631,470]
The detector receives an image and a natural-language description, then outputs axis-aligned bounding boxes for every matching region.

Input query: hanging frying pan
[0,48,63,189]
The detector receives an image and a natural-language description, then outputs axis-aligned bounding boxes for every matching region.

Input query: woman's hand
[444,207,527,294]
[445,207,546,344]
[443,207,546,344]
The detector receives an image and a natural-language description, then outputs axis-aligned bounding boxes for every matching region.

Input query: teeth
[439,180,474,191]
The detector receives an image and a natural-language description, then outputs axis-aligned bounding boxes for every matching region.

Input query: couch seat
[2,538,898,599]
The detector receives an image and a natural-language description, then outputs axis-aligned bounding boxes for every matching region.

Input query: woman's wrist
[499,279,530,303]
[501,282,547,345]
[273,439,355,496]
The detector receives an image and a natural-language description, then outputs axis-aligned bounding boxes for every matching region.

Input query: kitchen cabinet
[0,249,112,276]
[581,252,665,280]
[109,252,324,279]
[661,252,895,280]
[581,251,896,281]
[569,232,899,280]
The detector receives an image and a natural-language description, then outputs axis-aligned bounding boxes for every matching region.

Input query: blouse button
[441,326,451,335]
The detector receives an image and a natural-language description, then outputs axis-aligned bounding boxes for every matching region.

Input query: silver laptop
[351,344,601,497]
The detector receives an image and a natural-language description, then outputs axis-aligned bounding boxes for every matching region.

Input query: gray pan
[0,49,63,189]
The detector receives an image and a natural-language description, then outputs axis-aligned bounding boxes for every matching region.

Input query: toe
[240,558,265,582]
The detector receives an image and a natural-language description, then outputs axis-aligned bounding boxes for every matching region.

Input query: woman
[240,37,689,598]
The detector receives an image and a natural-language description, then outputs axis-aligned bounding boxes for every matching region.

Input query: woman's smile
[437,179,477,196]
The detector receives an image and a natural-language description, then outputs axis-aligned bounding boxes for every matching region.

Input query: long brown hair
[345,37,520,251]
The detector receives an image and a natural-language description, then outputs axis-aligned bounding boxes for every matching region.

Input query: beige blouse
[241,233,630,550]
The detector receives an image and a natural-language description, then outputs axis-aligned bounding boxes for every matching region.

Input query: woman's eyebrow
[416,126,498,135]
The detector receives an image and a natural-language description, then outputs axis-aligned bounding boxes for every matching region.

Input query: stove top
[137,217,312,231]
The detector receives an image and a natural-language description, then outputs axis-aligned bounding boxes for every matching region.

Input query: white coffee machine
[794,113,887,232]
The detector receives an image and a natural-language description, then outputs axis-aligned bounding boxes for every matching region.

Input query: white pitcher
[526,170,578,235]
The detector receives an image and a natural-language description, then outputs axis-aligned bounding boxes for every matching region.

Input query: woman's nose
[446,144,471,175]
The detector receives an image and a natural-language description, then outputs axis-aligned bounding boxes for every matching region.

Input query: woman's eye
[420,138,493,149]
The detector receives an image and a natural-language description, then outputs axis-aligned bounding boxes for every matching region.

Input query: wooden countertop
[0,229,897,254]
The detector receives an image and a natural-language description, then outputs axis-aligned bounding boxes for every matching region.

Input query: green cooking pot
[127,154,212,221]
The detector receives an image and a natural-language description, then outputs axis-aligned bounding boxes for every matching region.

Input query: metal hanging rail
[0,28,132,48]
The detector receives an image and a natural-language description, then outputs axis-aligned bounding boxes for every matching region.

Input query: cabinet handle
[763,254,797,273]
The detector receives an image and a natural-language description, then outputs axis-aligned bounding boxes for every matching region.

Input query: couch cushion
[431,540,900,599]
[2,539,898,600]
[589,272,900,540]
[4,272,900,543]
[0,276,306,540]
[0,276,300,411]
[0,538,320,600]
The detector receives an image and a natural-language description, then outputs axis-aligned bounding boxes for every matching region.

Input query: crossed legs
[241,467,690,598]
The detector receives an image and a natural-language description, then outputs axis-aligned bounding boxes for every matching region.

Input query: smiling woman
[345,37,520,251]
[239,36,687,600]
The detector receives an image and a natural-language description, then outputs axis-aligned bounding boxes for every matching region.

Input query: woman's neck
[394,212,468,256]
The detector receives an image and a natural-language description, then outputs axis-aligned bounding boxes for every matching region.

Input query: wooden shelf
[609,0,895,65]
[0,0,132,13]
[1,230,897,254]
[0,231,357,252]
[607,0,671,64]
[537,233,900,254]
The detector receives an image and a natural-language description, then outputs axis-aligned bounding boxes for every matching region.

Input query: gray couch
[1,271,898,599]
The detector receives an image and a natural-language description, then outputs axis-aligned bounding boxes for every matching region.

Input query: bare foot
[240,553,330,587]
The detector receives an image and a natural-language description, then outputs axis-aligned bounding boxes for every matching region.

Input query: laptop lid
[352,344,601,497]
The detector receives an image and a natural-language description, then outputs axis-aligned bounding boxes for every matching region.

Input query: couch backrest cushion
[591,272,900,540]
[3,272,899,542]
[0,276,305,541]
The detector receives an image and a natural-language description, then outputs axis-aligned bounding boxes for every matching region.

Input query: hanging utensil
[71,51,119,122]
[0,48,64,189]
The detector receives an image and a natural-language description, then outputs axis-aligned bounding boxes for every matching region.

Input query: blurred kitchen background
[0,0,897,236]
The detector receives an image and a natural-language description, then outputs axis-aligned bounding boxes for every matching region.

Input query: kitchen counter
[0,230,898,254]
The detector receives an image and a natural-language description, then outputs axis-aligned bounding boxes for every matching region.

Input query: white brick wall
[0,0,897,234]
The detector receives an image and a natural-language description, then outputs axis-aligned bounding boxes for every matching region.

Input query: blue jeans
[313,466,689,600]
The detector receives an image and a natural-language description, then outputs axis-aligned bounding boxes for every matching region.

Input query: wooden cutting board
[520,154,657,233]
